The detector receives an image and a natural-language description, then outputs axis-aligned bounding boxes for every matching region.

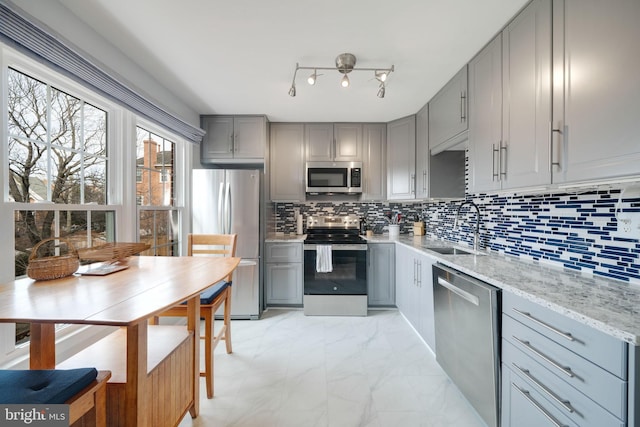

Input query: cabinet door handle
[229,134,234,152]
[549,123,563,171]
[413,259,417,286]
[460,91,467,122]
[500,141,507,177]
[491,144,499,181]
[410,173,416,194]
[422,170,427,192]
[512,336,574,378]
[417,260,421,287]
[513,384,567,427]
[333,138,336,159]
[513,364,575,414]
[512,308,575,342]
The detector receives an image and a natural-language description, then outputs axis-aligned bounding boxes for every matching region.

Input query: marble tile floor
[179,308,485,427]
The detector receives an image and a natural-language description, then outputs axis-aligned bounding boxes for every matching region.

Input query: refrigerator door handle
[217,182,225,233]
[225,182,232,234]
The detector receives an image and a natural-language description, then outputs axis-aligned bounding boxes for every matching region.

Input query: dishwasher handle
[437,276,480,306]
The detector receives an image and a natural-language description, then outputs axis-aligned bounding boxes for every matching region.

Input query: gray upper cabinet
[552,0,640,184]
[200,115,266,163]
[502,0,552,190]
[429,66,468,153]
[387,115,416,200]
[305,123,362,162]
[415,104,430,199]
[362,123,386,201]
[269,123,305,201]
[468,34,504,193]
[469,0,552,193]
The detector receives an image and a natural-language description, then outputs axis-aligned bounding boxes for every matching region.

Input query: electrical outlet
[613,213,640,239]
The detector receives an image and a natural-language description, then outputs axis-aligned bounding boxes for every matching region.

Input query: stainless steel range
[303,215,367,316]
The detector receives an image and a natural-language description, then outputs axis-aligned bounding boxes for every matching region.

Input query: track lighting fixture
[288,53,394,97]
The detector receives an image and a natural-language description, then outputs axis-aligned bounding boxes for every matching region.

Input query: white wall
[7,0,200,129]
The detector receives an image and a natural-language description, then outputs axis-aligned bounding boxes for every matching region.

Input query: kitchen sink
[423,246,475,255]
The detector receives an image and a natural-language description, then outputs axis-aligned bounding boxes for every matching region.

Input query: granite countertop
[266,232,640,344]
[387,235,640,345]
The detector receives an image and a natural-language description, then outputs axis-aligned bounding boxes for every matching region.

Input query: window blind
[0,2,205,144]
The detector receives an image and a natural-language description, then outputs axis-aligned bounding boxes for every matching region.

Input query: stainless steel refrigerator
[192,168,263,319]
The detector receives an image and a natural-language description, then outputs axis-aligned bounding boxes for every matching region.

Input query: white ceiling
[58,0,528,123]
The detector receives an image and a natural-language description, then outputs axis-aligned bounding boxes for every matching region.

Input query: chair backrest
[187,234,238,282]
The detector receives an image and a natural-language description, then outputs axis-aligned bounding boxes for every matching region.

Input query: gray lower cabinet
[501,291,630,427]
[265,242,303,305]
[394,244,436,351]
[367,243,395,306]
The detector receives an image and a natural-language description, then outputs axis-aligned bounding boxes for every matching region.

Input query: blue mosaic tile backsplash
[272,187,640,284]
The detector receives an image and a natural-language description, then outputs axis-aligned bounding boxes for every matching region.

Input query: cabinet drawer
[502,330,627,421]
[503,292,627,378]
[265,242,303,263]
[502,355,624,427]
[502,364,579,427]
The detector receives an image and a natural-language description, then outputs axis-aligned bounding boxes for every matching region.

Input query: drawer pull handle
[512,308,575,342]
[512,336,574,378]
[513,364,575,414]
[513,384,567,427]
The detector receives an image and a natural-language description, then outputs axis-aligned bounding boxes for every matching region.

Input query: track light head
[377,83,385,98]
[288,85,296,97]
[307,70,317,85]
[341,74,350,88]
[376,70,388,82]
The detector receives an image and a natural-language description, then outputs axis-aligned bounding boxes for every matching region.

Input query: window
[136,126,179,256]
[7,67,115,344]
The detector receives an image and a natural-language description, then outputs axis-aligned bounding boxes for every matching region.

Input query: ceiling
[58,0,528,123]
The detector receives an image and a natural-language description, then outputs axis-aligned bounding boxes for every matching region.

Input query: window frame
[0,45,192,367]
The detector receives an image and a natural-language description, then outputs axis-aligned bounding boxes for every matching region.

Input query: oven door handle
[304,244,368,251]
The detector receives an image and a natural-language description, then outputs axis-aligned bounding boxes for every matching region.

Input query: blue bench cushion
[0,368,98,404]
[180,280,231,306]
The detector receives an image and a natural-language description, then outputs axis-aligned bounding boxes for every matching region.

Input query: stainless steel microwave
[305,161,363,194]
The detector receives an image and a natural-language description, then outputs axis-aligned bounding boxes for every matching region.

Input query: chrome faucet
[454,201,481,251]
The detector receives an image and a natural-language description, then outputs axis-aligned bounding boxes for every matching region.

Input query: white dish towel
[315,245,333,273]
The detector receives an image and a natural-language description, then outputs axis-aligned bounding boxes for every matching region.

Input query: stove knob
[333,286,338,291]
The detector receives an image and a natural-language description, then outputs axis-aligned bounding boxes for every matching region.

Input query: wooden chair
[0,368,111,427]
[159,233,237,399]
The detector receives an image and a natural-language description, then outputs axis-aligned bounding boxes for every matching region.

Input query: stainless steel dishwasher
[432,264,501,427]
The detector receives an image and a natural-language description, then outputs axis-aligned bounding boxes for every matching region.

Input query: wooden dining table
[0,255,241,427]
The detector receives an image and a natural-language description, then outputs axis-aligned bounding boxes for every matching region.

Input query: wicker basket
[27,237,80,281]
[77,242,150,262]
